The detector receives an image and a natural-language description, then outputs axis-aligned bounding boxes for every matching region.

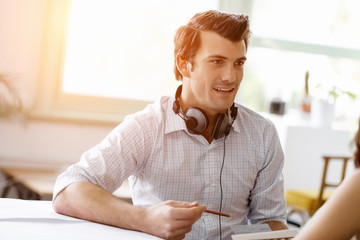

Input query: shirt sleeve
[52,113,151,200]
[247,120,287,224]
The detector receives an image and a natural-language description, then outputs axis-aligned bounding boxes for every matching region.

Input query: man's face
[182,30,247,115]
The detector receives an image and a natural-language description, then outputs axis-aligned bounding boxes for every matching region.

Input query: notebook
[231,224,298,240]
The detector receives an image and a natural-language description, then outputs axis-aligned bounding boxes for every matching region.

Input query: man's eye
[212,60,223,64]
[235,61,245,66]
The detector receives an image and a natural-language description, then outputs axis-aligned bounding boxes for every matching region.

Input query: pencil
[205,209,231,217]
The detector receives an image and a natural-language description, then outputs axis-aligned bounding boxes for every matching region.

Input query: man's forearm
[53,181,144,231]
[53,181,206,239]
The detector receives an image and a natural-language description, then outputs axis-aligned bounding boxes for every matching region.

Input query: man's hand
[264,221,291,240]
[140,200,206,240]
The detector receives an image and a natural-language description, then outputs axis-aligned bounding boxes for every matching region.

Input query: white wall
[0,0,115,169]
[282,125,353,190]
[0,0,45,106]
[0,119,113,169]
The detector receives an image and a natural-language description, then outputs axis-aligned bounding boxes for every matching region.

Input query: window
[227,0,360,129]
[36,0,360,129]
[35,0,218,124]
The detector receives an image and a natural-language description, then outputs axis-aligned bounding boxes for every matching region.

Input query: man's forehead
[197,31,247,58]
[199,30,245,43]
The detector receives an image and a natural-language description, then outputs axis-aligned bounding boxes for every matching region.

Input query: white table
[0,198,161,240]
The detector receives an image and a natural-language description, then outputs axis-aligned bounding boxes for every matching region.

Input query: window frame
[33,0,152,125]
[33,0,360,125]
[34,0,224,124]
[250,36,360,61]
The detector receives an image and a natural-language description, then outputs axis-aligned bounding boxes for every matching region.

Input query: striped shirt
[54,94,286,240]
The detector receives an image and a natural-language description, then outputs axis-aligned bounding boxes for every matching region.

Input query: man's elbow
[52,187,71,215]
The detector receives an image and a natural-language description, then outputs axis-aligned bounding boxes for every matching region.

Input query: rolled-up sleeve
[52,114,149,200]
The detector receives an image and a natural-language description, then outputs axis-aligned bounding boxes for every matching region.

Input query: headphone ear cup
[184,107,209,134]
[212,114,231,139]
[184,117,198,133]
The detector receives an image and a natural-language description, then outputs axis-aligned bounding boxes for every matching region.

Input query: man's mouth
[214,87,234,93]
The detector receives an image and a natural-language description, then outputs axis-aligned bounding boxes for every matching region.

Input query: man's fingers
[162,219,195,239]
[144,201,206,239]
[165,200,198,208]
[172,206,206,221]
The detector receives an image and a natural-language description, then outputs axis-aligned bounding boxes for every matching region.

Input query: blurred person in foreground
[295,118,360,240]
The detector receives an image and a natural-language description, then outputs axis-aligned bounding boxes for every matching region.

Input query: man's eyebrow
[207,55,228,59]
[207,55,247,61]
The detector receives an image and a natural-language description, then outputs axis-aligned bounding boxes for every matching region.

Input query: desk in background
[0,167,59,199]
[261,112,353,191]
[0,198,160,240]
[0,166,132,201]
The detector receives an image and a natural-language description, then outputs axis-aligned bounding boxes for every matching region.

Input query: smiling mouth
[214,87,234,93]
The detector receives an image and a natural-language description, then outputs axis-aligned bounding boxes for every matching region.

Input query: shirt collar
[164,93,188,135]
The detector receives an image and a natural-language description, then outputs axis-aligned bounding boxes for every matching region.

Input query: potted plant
[317,84,357,103]
[0,74,26,121]
[312,83,356,126]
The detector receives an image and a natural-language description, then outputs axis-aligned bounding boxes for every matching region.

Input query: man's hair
[173,10,251,81]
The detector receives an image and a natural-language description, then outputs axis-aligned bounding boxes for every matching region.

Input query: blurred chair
[285,155,351,226]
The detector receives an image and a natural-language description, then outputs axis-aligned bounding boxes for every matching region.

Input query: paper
[0,198,83,222]
[231,224,271,234]
[0,198,161,240]
[232,229,299,240]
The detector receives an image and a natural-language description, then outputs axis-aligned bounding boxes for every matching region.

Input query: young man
[53,10,288,239]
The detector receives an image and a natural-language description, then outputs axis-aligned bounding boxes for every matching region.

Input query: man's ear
[176,54,191,78]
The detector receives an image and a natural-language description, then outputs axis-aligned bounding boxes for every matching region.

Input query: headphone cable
[219,135,227,240]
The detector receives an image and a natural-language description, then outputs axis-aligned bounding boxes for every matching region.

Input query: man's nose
[220,64,237,82]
